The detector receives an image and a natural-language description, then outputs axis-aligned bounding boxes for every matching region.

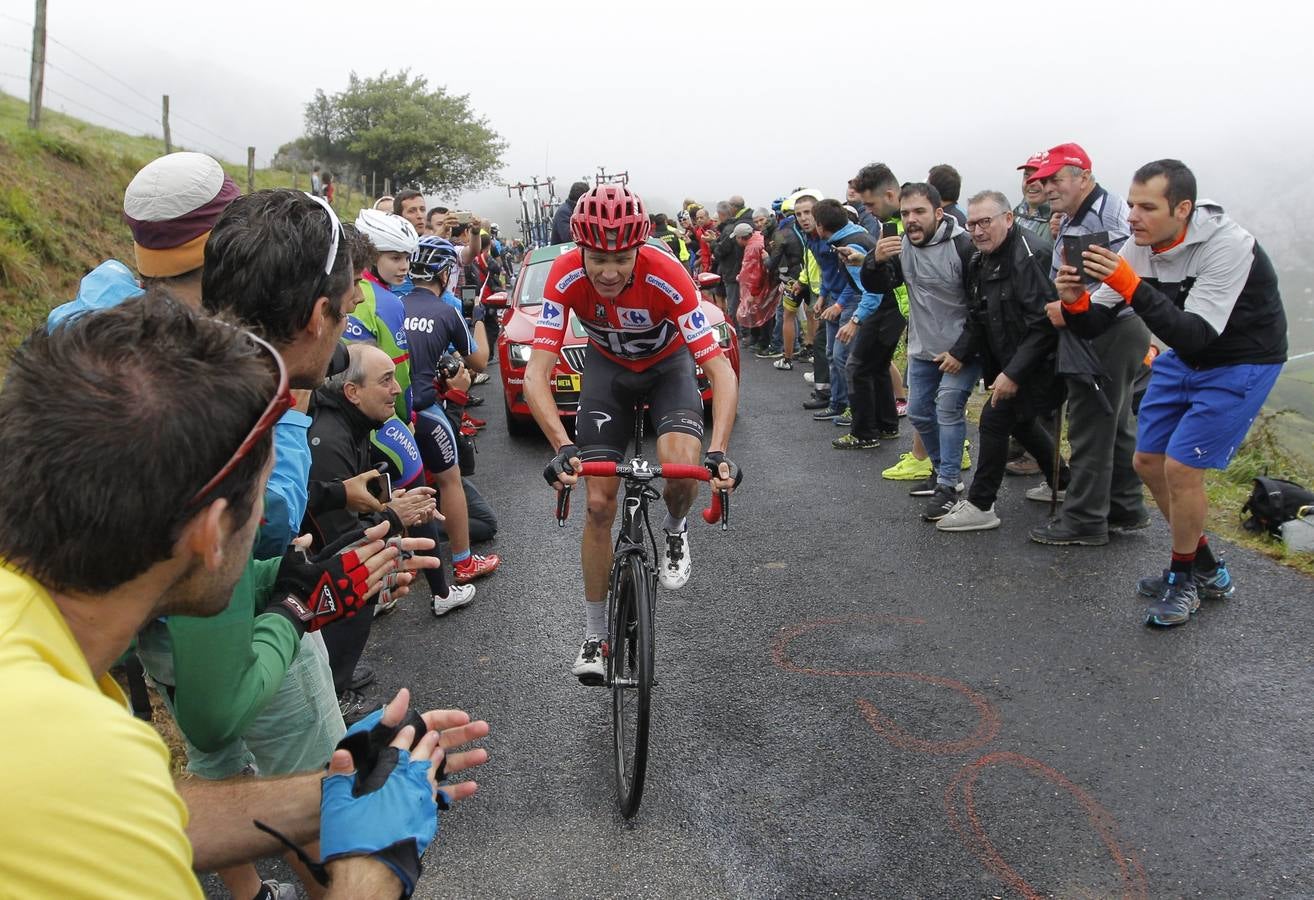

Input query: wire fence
[0,11,276,165]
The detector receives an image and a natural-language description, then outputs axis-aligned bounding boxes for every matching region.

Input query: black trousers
[968,389,1068,510]
[845,307,905,439]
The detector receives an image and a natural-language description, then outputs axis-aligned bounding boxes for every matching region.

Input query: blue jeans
[826,314,854,409]
[906,356,980,487]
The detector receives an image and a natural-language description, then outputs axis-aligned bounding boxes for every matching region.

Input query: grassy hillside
[0,91,371,354]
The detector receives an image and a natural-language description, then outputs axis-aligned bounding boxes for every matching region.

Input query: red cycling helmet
[570,184,651,251]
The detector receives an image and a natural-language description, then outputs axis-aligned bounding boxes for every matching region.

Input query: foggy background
[1,0,1311,355]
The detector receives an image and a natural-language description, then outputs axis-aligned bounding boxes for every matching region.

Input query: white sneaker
[431,583,476,616]
[571,637,607,685]
[803,371,815,385]
[660,529,692,589]
[936,499,1001,532]
[1025,483,1065,503]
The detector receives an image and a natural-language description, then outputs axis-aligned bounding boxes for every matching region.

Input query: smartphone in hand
[1061,230,1110,281]
[366,463,392,503]
[881,221,899,239]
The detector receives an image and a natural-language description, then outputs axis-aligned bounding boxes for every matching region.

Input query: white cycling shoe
[659,529,691,590]
[571,637,607,686]
[431,583,476,616]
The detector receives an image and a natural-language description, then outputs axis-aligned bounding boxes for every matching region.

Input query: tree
[303,71,505,194]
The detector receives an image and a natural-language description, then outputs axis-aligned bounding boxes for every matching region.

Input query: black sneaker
[922,484,959,521]
[909,472,939,497]
[1144,571,1201,626]
[349,664,375,691]
[802,394,833,410]
[833,433,880,450]
[812,407,842,421]
[1028,521,1109,546]
[879,428,900,440]
[337,689,374,726]
[1108,513,1152,533]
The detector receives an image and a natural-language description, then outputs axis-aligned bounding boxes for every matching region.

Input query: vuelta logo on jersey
[538,301,564,328]
[681,309,712,342]
[617,307,654,329]
[555,268,586,293]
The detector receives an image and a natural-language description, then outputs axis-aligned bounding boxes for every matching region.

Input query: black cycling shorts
[576,345,704,462]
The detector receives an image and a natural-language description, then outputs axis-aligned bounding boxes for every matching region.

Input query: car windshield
[514,259,553,310]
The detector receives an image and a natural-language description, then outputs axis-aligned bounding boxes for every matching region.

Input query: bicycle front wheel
[609,551,653,819]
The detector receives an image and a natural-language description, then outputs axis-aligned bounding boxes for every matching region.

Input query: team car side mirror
[483,291,510,309]
[697,272,722,289]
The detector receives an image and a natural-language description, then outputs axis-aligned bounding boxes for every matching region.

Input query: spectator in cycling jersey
[527,185,742,684]
[0,295,483,899]
[406,236,501,587]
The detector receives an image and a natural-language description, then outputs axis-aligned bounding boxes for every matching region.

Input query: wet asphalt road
[233,351,1314,899]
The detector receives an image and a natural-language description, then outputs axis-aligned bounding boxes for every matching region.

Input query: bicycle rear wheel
[609,551,653,818]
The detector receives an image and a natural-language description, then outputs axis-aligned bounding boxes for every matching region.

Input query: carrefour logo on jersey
[617,307,653,329]
[680,309,711,342]
[644,273,683,304]
[538,300,563,327]
[555,268,586,293]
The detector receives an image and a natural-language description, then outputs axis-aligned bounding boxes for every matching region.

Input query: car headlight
[713,323,731,348]
[509,343,532,367]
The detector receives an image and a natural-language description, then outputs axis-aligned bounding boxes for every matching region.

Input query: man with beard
[0,297,487,898]
[935,191,1067,532]
[862,183,978,521]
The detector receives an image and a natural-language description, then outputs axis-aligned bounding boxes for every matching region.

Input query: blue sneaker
[1144,571,1201,627]
[1136,560,1235,601]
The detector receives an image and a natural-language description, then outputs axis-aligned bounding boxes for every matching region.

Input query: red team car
[487,239,740,436]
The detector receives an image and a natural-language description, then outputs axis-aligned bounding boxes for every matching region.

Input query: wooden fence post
[246,147,255,193]
[162,95,171,153]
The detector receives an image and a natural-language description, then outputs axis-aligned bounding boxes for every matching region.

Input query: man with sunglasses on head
[127,190,413,899]
[0,296,488,898]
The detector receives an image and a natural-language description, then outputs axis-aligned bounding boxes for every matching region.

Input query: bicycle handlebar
[554,461,728,529]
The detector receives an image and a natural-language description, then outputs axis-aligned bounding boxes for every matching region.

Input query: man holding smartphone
[1056,159,1287,626]
[1027,142,1150,547]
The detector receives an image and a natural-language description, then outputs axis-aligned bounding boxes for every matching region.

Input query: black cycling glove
[703,451,743,488]
[543,443,581,487]
[265,528,375,635]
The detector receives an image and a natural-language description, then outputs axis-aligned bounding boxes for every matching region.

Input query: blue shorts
[1136,350,1282,469]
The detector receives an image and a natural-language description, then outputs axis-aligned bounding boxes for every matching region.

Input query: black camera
[436,353,463,382]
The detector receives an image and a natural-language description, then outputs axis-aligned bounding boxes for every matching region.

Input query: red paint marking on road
[944,752,1149,900]
[773,616,997,753]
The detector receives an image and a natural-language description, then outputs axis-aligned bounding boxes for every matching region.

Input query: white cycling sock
[664,513,687,534]
[585,600,607,639]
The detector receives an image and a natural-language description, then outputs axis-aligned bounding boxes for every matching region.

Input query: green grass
[0,91,372,359]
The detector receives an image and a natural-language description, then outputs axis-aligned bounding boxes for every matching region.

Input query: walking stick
[1050,401,1064,519]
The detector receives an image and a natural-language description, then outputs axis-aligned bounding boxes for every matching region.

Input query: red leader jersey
[532,245,723,372]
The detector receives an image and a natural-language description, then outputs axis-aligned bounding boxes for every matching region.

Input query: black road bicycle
[555,403,729,818]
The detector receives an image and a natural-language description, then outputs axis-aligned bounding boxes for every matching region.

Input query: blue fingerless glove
[320,747,438,897]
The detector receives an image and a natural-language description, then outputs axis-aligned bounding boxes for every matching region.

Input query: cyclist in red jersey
[528,184,742,683]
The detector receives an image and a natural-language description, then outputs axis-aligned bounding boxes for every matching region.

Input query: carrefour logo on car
[555,268,586,292]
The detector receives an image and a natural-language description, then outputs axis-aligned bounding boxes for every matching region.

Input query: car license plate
[555,373,581,392]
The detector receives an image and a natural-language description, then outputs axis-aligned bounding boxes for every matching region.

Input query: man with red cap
[1026,142,1152,548]
[1013,151,1054,240]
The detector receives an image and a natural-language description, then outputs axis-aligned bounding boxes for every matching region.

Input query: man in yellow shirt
[0,295,488,898]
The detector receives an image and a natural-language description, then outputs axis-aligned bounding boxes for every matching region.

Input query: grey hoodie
[899,218,974,360]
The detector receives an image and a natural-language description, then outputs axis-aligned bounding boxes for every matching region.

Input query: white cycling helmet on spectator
[354,208,419,254]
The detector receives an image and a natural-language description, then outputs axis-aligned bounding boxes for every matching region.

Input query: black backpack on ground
[1241,476,1314,536]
